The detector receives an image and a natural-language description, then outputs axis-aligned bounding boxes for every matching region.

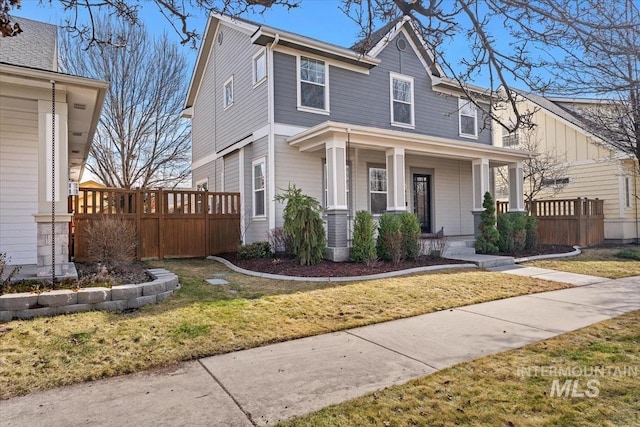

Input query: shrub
[525,215,538,250]
[85,215,137,270]
[399,212,421,260]
[0,252,21,295]
[615,248,640,261]
[238,241,271,260]
[350,211,377,264]
[376,213,401,262]
[268,228,292,255]
[475,192,500,254]
[497,214,514,254]
[498,212,534,254]
[274,184,326,266]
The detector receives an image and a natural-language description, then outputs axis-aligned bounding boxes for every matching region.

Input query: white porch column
[325,138,349,261]
[508,161,526,212]
[471,158,490,236]
[326,138,348,210]
[386,147,406,212]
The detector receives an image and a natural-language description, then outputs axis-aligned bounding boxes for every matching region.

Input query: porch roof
[287,121,534,165]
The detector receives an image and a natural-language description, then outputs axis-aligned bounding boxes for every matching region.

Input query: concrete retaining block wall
[0,269,179,322]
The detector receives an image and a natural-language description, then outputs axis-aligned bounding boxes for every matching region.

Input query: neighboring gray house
[183,14,529,260]
[0,17,107,273]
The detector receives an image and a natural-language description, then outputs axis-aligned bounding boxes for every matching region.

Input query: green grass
[0,258,570,399]
[280,311,640,427]
[526,245,640,279]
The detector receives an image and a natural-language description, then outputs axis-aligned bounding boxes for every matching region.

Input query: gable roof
[350,17,404,53]
[0,16,57,71]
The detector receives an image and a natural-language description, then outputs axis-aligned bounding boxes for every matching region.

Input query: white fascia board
[274,45,371,75]
[253,28,379,71]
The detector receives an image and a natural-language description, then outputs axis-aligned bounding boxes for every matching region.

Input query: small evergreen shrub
[497,214,514,254]
[376,213,401,262]
[274,184,326,266]
[350,211,377,264]
[399,212,421,260]
[525,215,538,250]
[615,248,640,261]
[86,215,137,270]
[475,192,500,254]
[238,241,271,260]
[511,213,528,253]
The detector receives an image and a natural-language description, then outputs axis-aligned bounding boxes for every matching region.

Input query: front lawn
[280,310,640,426]
[525,245,640,279]
[0,259,570,399]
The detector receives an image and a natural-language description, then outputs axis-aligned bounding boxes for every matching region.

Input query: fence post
[204,191,210,256]
[136,190,142,259]
[158,189,164,260]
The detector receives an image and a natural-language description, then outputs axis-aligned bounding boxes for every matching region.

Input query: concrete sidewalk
[2,275,639,427]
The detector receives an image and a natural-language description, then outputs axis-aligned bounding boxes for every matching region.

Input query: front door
[413,174,432,233]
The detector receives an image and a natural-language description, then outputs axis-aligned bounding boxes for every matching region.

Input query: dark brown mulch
[219,253,470,278]
[219,244,577,278]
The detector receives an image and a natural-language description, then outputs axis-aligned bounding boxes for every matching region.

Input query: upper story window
[223,76,234,110]
[253,49,267,86]
[390,72,414,128]
[502,127,520,147]
[298,56,329,113]
[624,177,631,208]
[459,98,478,138]
[369,167,387,214]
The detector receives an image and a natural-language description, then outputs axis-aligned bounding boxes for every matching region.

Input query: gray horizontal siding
[224,151,240,192]
[274,29,491,144]
[192,23,268,162]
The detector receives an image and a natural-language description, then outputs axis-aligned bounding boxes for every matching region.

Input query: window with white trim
[253,49,266,86]
[223,76,234,109]
[390,73,414,127]
[625,177,631,208]
[369,167,387,214]
[252,158,266,217]
[502,127,520,147]
[459,98,478,137]
[195,179,208,191]
[298,56,328,112]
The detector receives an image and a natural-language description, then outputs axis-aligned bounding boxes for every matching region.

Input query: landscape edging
[207,256,477,282]
[514,246,582,263]
[0,268,180,322]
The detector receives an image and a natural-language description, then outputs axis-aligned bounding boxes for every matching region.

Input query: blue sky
[14,0,532,89]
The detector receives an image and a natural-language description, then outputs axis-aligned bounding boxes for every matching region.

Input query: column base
[325,247,351,262]
[471,210,483,237]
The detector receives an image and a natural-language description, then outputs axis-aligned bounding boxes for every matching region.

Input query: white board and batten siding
[0,97,39,264]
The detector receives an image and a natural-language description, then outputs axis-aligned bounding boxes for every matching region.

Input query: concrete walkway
[2,274,639,427]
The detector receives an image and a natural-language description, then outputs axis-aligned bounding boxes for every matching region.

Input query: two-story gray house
[183,13,529,260]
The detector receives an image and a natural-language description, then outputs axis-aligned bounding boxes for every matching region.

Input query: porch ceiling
[287,121,534,166]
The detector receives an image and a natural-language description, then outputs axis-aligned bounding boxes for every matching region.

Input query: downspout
[635,168,639,244]
[346,127,351,244]
[267,34,280,233]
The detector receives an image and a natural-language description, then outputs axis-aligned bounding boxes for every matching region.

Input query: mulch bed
[219,244,577,278]
[503,244,576,258]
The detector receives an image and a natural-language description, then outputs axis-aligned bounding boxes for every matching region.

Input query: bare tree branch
[59,17,192,188]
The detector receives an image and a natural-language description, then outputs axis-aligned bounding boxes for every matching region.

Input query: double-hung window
[502,127,520,147]
[390,72,414,127]
[369,167,387,214]
[223,76,234,109]
[298,56,328,112]
[459,98,478,137]
[252,158,266,217]
[625,177,631,208]
[253,49,266,86]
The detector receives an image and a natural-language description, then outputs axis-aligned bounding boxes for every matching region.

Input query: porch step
[446,254,515,269]
[442,239,476,257]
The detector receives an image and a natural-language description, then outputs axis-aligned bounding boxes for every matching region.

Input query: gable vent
[396,38,407,51]
[73,103,86,110]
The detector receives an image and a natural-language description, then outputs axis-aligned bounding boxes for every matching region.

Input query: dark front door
[413,174,432,233]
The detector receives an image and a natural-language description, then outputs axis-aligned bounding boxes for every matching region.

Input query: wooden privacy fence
[497,198,604,247]
[70,188,241,261]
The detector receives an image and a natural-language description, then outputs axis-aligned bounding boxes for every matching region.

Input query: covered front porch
[287,121,532,261]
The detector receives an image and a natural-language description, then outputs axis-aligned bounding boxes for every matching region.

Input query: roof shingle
[0,16,57,71]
